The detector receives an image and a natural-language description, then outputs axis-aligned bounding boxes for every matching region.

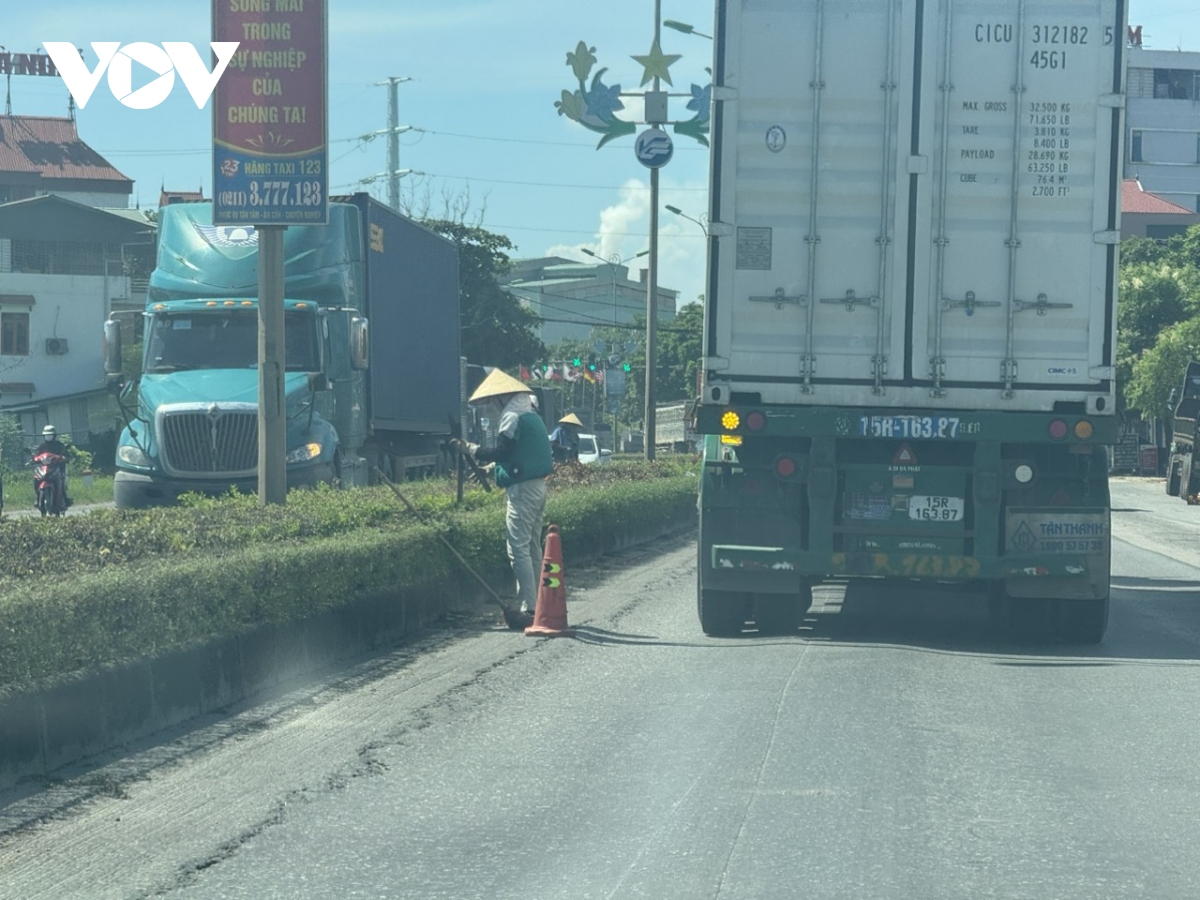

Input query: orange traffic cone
[525,524,574,637]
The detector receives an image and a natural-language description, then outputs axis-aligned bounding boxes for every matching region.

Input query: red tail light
[775,456,797,478]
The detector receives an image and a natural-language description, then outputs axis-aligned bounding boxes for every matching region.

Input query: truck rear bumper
[114,463,334,508]
[706,543,1104,586]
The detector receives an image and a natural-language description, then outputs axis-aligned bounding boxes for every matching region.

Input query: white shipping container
[704,0,1126,415]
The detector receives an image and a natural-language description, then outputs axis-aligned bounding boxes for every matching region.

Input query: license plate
[858,415,961,439]
[909,495,964,522]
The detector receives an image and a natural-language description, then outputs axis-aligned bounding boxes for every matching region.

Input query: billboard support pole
[258,226,287,505]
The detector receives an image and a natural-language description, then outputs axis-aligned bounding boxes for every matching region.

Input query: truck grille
[159,407,258,476]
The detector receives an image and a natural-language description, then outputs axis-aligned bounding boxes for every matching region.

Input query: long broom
[372,467,533,631]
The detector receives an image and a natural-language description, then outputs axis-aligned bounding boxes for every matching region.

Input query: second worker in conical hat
[455,369,553,619]
[549,412,583,464]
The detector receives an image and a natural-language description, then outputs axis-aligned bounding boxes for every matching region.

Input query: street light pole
[645,0,663,462]
[665,203,709,235]
[555,8,710,460]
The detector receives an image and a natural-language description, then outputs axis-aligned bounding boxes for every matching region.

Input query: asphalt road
[3,476,1200,899]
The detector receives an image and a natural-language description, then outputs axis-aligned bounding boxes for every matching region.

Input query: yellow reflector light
[153,304,165,310]
[223,300,235,306]
[721,410,740,431]
[1074,420,1094,440]
[720,434,743,446]
[242,300,253,306]
[296,302,307,308]
[205,301,217,307]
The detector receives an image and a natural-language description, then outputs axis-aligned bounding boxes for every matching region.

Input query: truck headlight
[118,445,151,467]
[286,442,323,463]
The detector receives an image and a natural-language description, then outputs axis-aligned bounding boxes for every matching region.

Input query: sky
[3,0,715,313]
[1,1,1195,319]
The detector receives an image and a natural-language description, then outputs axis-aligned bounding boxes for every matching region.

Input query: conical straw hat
[558,413,583,427]
[469,368,531,402]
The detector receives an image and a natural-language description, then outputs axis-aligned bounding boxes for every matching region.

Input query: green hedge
[0,462,698,692]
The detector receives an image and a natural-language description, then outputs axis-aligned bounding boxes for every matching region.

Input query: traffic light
[572,357,581,367]
[622,362,631,372]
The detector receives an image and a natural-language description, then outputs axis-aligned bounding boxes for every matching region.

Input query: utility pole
[375,76,412,210]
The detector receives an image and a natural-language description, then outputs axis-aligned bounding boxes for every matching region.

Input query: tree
[1126,316,1200,418]
[1117,260,1200,410]
[421,219,545,370]
[654,302,704,402]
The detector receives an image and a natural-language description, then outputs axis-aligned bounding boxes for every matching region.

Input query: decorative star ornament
[631,38,682,87]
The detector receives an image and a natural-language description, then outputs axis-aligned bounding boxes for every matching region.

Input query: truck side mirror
[307,371,330,392]
[103,319,123,376]
[350,316,369,370]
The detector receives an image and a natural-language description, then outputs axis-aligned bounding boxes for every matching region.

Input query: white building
[503,256,677,348]
[1126,47,1200,212]
[0,195,153,444]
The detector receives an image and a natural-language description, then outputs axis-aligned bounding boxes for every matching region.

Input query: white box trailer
[703,0,1124,412]
[694,0,1126,643]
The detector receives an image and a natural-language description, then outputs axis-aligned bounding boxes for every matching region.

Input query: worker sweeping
[452,370,553,621]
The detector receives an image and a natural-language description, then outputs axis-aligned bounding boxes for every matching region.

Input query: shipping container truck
[1166,361,1200,501]
[695,0,1126,642]
[104,193,461,507]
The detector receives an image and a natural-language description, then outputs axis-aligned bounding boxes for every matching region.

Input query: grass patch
[0,460,698,692]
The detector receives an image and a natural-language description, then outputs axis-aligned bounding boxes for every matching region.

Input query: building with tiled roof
[0,114,132,206]
[1121,178,1200,240]
[159,186,206,207]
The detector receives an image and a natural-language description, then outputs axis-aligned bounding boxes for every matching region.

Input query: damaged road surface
[7,482,1200,898]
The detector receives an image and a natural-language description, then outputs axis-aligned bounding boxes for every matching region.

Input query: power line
[330,171,707,193]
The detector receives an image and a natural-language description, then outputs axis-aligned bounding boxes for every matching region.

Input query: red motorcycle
[32,451,68,517]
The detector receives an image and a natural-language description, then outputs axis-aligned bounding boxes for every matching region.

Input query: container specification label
[954,15,1116,204]
[1005,510,1109,555]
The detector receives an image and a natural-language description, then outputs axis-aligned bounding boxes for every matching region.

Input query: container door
[911,0,1123,401]
[709,0,914,398]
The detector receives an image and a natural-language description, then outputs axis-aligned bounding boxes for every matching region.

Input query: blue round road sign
[634,128,674,169]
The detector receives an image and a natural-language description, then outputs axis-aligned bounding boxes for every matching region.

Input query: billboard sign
[212,0,327,225]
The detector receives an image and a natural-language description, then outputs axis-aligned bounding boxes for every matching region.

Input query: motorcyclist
[33,425,71,508]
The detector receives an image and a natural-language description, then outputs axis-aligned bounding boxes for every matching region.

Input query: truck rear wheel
[753,586,812,635]
[1055,595,1109,644]
[1167,462,1182,496]
[698,579,748,637]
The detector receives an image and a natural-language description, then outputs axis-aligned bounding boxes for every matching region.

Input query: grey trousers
[505,478,548,613]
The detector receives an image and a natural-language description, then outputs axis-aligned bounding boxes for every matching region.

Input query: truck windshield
[145,310,319,373]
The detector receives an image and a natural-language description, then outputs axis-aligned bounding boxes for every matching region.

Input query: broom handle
[374,468,509,607]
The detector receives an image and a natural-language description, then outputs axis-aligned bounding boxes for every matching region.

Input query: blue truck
[104,193,461,507]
